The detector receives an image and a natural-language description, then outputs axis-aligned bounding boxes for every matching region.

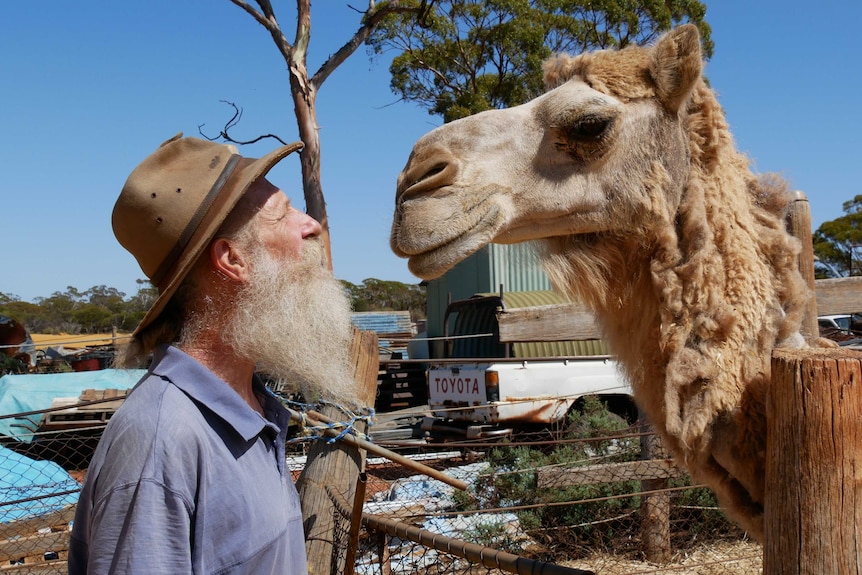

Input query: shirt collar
[148,345,287,442]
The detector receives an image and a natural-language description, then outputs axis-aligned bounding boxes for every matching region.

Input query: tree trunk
[765,348,862,575]
[297,327,379,575]
[286,54,334,270]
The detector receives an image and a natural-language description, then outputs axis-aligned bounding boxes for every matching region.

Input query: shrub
[457,397,641,557]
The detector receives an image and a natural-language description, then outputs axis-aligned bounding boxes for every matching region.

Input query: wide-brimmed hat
[112,133,303,336]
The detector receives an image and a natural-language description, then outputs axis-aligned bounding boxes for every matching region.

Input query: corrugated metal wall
[350,311,414,335]
[487,243,551,293]
[426,243,551,339]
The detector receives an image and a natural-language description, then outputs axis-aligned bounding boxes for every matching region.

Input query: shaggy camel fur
[390,24,811,539]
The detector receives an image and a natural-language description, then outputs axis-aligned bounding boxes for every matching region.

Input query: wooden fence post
[765,348,862,574]
[297,327,379,575]
[786,190,818,338]
[639,418,670,563]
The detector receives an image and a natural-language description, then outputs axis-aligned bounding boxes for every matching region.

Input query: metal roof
[350,311,414,336]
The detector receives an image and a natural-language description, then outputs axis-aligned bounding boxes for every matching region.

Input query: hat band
[151,154,242,288]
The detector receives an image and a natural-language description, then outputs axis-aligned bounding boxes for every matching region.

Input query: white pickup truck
[422,291,635,439]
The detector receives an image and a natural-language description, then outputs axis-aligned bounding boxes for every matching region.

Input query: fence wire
[0,424,91,572]
[326,426,762,575]
[0,394,761,574]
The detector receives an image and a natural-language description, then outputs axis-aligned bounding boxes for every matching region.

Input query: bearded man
[68,134,356,574]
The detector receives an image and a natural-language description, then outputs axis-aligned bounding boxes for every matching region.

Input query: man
[68,134,356,574]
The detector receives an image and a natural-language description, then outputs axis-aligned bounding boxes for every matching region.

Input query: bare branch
[255,0,275,17]
[311,1,431,89]
[293,0,311,58]
[198,101,290,146]
[228,0,280,35]
[230,0,293,62]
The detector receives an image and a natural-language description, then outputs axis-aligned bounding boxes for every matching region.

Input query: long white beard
[223,240,358,405]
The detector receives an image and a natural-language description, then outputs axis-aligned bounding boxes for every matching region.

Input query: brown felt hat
[113,133,303,336]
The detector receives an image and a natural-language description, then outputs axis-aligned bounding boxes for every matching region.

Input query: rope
[278,396,375,445]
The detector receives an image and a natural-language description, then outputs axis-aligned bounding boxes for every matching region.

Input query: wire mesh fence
[0,426,95,572]
[337,429,762,575]
[0,386,762,574]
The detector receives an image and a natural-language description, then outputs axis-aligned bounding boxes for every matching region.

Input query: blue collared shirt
[68,345,308,574]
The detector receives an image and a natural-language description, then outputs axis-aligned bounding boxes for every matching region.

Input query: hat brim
[132,141,304,337]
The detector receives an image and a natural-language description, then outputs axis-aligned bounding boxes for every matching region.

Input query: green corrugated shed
[426,243,550,340]
[424,244,609,358]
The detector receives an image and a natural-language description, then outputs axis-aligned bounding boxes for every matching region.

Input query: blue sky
[2,1,859,302]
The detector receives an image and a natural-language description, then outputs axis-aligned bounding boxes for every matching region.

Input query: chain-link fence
[323,412,762,575]
[0,425,97,572]
[0,385,761,574]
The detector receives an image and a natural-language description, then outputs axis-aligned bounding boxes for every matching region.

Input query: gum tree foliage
[0,278,422,334]
[0,283,157,335]
[366,0,713,122]
[813,195,862,278]
[340,278,426,318]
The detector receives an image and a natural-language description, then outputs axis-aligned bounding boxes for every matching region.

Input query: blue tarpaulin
[0,369,146,442]
[0,445,80,523]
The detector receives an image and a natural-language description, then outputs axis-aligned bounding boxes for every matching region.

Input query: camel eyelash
[550,115,616,164]
[552,115,616,143]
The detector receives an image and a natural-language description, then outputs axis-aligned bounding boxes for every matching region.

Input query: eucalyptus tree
[813,195,862,277]
[367,0,712,122]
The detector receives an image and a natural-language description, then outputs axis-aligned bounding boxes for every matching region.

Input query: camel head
[392,24,704,280]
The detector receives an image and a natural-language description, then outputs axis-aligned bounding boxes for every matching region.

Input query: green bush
[668,477,745,544]
[453,397,745,559]
[456,397,641,557]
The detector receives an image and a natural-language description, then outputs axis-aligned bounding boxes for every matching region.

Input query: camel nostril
[416,164,446,184]
[398,158,456,201]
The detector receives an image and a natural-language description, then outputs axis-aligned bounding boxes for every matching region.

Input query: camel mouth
[393,201,503,280]
[405,228,495,280]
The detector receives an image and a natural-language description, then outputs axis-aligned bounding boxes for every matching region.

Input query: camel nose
[396,148,459,202]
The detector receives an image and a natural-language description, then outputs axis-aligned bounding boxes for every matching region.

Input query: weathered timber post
[297,327,379,575]
[786,190,818,338]
[765,348,862,575]
[639,417,670,563]
[376,532,391,575]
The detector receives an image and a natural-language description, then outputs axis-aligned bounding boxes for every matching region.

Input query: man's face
[221,193,357,404]
[248,180,323,264]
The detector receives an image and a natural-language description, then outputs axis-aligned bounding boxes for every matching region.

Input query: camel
[390,24,812,540]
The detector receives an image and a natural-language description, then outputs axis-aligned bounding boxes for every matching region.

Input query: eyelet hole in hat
[151,193,157,198]
[156,217,163,224]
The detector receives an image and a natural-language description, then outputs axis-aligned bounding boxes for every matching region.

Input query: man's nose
[300,210,323,239]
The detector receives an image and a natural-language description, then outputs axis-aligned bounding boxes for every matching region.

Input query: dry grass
[562,540,762,574]
[362,461,760,575]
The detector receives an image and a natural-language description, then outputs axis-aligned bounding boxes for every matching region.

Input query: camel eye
[552,113,615,164]
[566,117,612,141]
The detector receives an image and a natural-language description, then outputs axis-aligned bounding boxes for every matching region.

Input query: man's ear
[210,238,249,282]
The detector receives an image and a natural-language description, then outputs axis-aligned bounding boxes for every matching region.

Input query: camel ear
[649,24,703,114]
